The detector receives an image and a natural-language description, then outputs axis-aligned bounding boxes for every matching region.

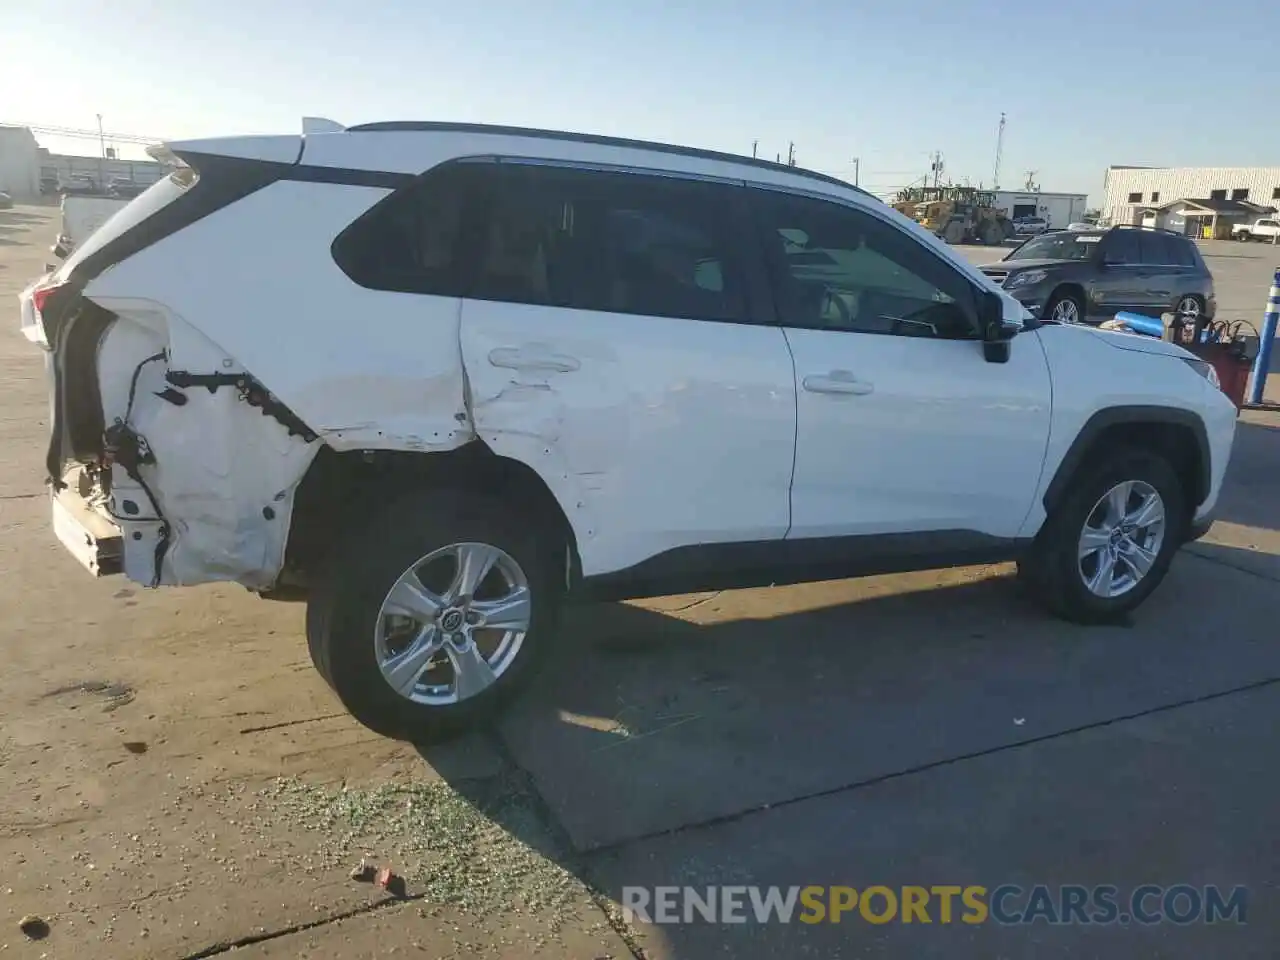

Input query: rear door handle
[802,370,874,395]
[487,345,581,374]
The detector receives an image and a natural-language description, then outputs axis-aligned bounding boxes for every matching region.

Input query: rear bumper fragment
[51,485,122,577]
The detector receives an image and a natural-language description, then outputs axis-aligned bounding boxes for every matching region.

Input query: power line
[2,120,165,145]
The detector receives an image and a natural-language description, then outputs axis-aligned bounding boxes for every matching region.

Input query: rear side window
[1101,231,1140,264]
[1139,232,1180,265]
[332,162,474,296]
[468,164,747,323]
[1187,239,1208,271]
[1168,235,1196,266]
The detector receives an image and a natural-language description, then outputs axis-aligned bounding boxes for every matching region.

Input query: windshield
[1005,232,1100,262]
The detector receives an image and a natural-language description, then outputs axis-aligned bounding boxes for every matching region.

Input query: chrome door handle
[487,346,581,373]
[802,370,874,395]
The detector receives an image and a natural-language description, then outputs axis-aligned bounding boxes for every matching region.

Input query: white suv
[20,118,1238,740]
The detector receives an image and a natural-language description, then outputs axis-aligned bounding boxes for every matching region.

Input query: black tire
[1044,288,1085,324]
[1019,450,1186,624]
[980,220,1003,246]
[306,489,561,741]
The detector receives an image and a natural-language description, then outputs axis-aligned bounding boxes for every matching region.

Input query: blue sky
[6,0,1279,205]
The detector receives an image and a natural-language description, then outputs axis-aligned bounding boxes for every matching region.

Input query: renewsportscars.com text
[621,884,1249,926]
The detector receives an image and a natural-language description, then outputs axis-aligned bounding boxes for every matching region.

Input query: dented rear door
[457,162,796,578]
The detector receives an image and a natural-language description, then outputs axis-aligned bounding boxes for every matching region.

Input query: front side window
[751,190,977,339]
[469,164,746,323]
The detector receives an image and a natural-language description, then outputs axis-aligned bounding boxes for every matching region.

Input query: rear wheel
[979,220,1004,245]
[1175,294,1204,322]
[1019,450,1186,623]
[306,490,560,741]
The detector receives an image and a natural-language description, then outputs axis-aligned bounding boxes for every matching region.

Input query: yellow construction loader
[892,186,1015,245]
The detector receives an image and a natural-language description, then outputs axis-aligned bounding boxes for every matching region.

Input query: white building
[0,125,41,198]
[0,124,167,199]
[1102,165,1280,238]
[992,189,1087,230]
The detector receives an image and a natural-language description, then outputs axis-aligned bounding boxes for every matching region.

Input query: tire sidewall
[309,491,559,740]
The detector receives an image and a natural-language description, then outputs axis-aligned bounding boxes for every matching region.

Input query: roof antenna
[302,117,346,135]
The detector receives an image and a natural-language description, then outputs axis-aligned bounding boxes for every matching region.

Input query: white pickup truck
[1231,217,1280,242]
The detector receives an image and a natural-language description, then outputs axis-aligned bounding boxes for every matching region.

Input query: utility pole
[752,139,758,158]
[852,157,860,186]
[787,142,796,166]
[96,113,106,190]
[929,151,944,187]
[993,112,1006,190]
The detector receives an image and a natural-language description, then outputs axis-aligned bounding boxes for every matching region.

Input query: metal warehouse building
[1102,165,1280,238]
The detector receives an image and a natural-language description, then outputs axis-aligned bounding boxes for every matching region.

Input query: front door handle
[802,370,874,395]
[488,345,581,373]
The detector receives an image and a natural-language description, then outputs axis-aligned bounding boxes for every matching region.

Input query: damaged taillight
[32,281,68,316]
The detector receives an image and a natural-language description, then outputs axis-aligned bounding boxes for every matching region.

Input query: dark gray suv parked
[979,225,1216,325]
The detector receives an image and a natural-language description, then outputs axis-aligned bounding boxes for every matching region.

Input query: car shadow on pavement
[1214,419,1280,532]
[0,211,47,224]
[416,538,1280,944]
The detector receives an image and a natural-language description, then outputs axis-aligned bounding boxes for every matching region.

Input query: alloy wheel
[1052,299,1080,323]
[1177,296,1202,320]
[373,542,531,705]
[1077,480,1166,598]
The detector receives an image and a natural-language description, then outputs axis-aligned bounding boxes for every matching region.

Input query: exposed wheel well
[1045,282,1086,309]
[1045,418,1208,524]
[276,442,580,594]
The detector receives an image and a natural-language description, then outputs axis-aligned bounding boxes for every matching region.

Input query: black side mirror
[979,291,1019,363]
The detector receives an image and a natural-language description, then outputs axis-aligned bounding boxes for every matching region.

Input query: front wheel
[1045,289,1085,324]
[1019,451,1186,624]
[306,490,560,741]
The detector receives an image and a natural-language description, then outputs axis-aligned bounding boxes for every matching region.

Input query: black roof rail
[1108,223,1188,237]
[346,120,864,194]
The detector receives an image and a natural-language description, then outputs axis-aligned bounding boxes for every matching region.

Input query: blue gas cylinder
[1112,311,1166,338]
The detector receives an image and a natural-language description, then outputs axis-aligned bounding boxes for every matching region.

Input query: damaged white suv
[20,118,1238,740]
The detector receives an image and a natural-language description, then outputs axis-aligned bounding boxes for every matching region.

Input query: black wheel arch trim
[1043,405,1211,515]
[1045,282,1086,314]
